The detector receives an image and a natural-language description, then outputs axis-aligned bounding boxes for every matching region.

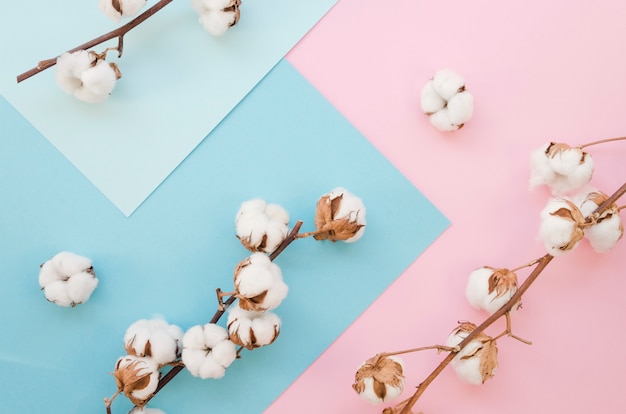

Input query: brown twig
[17,0,173,83]
[579,136,626,149]
[396,180,626,414]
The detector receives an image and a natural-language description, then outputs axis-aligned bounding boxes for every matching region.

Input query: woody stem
[380,345,459,358]
[579,136,626,149]
[17,0,173,83]
[396,180,626,414]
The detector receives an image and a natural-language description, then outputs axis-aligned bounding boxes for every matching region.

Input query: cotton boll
[181,323,237,379]
[446,322,498,385]
[532,143,594,195]
[314,188,367,243]
[66,271,99,305]
[539,198,585,255]
[420,80,446,114]
[55,51,93,94]
[450,342,485,385]
[234,253,288,311]
[43,280,73,307]
[228,307,281,349]
[446,91,474,126]
[586,214,623,252]
[236,199,289,253]
[113,355,160,406]
[125,318,183,365]
[431,69,466,101]
[465,267,518,314]
[352,355,404,404]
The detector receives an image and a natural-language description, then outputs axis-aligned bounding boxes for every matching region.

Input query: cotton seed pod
[465,267,520,315]
[181,323,237,379]
[539,198,586,255]
[233,252,288,311]
[420,69,474,131]
[353,354,405,404]
[446,322,498,385]
[235,199,290,253]
[55,50,120,104]
[529,142,594,195]
[577,191,624,252]
[124,318,184,366]
[112,355,160,407]
[99,0,148,22]
[313,187,366,243]
[191,0,242,36]
[227,306,281,350]
[38,251,98,307]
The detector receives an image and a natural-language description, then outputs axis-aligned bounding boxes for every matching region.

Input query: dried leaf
[479,340,498,383]
[353,355,404,400]
[112,0,122,14]
[487,268,518,299]
[112,359,158,407]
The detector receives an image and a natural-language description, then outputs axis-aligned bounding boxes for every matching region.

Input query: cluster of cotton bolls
[539,191,623,255]
[530,141,623,255]
[420,69,474,132]
[191,0,242,36]
[446,322,498,385]
[108,318,182,411]
[55,50,121,103]
[38,251,99,307]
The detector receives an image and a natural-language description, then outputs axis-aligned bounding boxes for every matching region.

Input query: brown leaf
[237,290,269,311]
[479,340,498,383]
[353,354,404,400]
[487,268,518,299]
[112,358,159,407]
[112,0,122,14]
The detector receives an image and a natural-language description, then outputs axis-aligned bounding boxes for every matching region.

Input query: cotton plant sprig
[353,138,625,414]
[104,187,366,413]
[17,0,242,102]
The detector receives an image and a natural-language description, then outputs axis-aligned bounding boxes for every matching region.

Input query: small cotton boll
[586,214,623,253]
[431,69,466,101]
[446,90,474,125]
[314,188,367,243]
[113,355,160,406]
[66,271,99,305]
[539,198,585,255]
[55,51,94,94]
[199,11,237,37]
[43,280,73,307]
[181,323,236,379]
[446,322,498,385]
[428,108,459,132]
[420,80,446,114]
[352,355,405,404]
[465,267,518,314]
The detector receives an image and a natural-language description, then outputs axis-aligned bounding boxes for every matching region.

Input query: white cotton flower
[235,199,289,253]
[124,318,183,366]
[352,355,405,404]
[233,253,288,311]
[446,322,498,385]
[577,191,623,253]
[99,0,148,22]
[55,50,119,103]
[113,355,160,407]
[420,69,473,131]
[191,0,241,36]
[529,142,594,195]
[181,323,237,379]
[465,267,519,315]
[539,198,586,256]
[38,251,98,307]
[227,307,281,349]
[313,187,366,243]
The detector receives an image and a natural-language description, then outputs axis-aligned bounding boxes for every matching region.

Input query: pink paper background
[271,0,626,412]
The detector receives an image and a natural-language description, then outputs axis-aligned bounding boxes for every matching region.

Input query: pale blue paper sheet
[0,60,449,413]
[0,0,337,216]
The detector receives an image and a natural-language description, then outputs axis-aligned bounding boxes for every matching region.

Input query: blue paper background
[0,60,449,413]
[0,0,338,216]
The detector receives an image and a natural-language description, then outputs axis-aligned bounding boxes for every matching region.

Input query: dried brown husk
[353,355,404,401]
[112,358,159,407]
[223,0,242,27]
[454,323,498,383]
[313,194,364,242]
[486,267,518,299]
[124,336,152,358]
[550,199,586,251]
[238,233,269,253]
[545,142,588,165]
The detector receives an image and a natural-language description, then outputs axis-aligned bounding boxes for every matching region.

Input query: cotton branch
[395,180,626,414]
[121,220,305,413]
[16,0,173,83]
